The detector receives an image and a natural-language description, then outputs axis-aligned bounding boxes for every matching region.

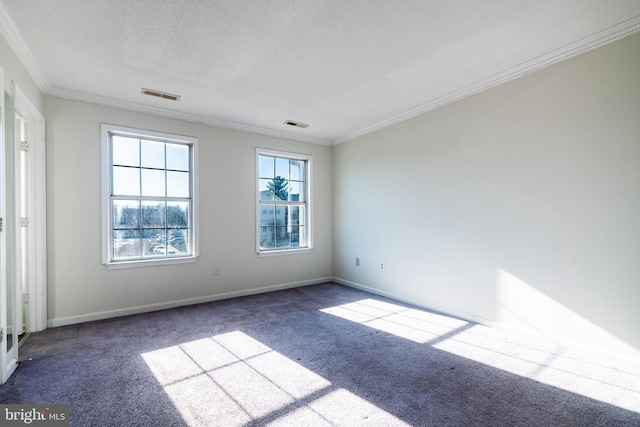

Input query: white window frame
[256,148,312,257]
[101,124,199,269]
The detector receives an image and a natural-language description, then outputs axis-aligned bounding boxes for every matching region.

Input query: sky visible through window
[110,134,192,261]
[112,136,190,197]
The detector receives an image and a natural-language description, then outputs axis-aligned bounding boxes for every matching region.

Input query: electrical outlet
[356,257,360,266]
[213,265,221,275]
[379,262,385,271]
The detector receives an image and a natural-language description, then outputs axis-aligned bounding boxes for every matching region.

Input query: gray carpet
[1,282,639,426]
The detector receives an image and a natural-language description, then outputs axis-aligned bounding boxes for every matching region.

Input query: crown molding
[48,87,333,146]
[0,1,50,92]
[2,1,638,148]
[332,15,640,145]
[1,2,329,146]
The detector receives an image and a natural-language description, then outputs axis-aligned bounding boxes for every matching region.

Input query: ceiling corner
[333,14,640,146]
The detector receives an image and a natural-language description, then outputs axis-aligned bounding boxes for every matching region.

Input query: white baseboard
[333,276,640,370]
[332,276,483,323]
[48,276,332,328]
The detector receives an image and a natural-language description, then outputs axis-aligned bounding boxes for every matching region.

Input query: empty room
[1,1,639,426]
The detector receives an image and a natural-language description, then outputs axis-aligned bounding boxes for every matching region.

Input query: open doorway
[1,67,19,384]
[10,82,47,344]
[1,76,46,385]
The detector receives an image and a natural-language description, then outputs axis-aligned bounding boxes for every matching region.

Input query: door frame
[12,81,47,334]
[1,67,19,384]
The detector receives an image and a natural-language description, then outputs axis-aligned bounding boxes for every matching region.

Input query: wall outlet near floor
[379,262,385,271]
[213,265,221,275]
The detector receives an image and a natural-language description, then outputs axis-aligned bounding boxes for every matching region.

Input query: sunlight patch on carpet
[433,323,640,413]
[320,298,468,343]
[142,331,410,426]
[321,298,640,414]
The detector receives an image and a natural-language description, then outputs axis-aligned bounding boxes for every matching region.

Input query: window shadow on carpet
[1,283,639,426]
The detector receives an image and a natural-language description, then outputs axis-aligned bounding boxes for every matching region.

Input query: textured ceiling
[1,1,640,145]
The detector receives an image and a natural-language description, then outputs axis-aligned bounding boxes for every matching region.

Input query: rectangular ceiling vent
[141,88,180,101]
[284,120,310,129]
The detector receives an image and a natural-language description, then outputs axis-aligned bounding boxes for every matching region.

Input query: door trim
[1,66,19,384]
[12,82,47,333]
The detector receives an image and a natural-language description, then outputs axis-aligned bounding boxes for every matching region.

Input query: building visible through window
[257,150,311,254]
[101,124,197,267]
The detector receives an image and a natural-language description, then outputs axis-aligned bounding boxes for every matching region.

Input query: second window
[257,150,311,253]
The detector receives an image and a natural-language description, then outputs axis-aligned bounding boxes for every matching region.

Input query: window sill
[258,248,312,257]
[104,255,198,270]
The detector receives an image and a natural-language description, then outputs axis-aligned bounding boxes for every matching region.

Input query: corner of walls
[45,97,334,324]
[331,33,640,365]
[332,276,640,369]
[48,276,333,327]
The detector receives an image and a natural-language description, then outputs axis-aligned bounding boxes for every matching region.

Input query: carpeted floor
[1,282,639,426]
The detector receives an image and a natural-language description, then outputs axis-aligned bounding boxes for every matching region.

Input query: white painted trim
[9,82,22,338]
[333,16,640,145]
[3,0,639,147]
[0,2,50,92]
[51,14,640,147]
[12,83,47,332]
[255,148,313,255]
[5,359,17,382]
[0,0,329,146]
[100,124,110,264]
[258,248,312,257]
[51,87,332,146]
[332,276,477,323]
[104,256,198,270]
[47,276,333,327]
[1,3,327,146]
[100,123,199,268]
[0,66,18,385]
[32,98,46,332]
[332,276,640,369]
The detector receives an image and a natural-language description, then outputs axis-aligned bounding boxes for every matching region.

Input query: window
[257,149,311,255]
[101,124,198,268]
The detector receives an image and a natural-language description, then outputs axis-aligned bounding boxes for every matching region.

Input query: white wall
[333,33,640,362]
[45,97,332,325]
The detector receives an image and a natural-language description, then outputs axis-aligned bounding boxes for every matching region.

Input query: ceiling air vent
[284,120,310,129]
[141,88,180,101]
